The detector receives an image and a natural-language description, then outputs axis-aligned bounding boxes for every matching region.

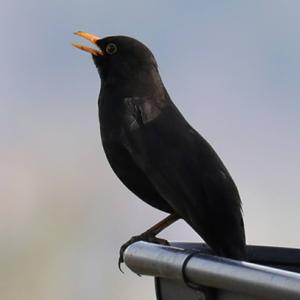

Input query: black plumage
[73,33,246,260]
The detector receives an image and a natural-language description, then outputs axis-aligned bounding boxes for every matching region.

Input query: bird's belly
[102,139,173,214]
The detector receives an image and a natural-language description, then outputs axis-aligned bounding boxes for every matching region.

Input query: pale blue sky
[1,1,300,300]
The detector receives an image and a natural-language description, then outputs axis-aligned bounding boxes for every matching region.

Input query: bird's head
[73,32,158,85]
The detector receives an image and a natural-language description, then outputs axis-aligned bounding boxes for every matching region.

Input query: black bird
[73,32,246,262]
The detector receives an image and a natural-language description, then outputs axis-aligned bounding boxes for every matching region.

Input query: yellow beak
[72,31,103,56]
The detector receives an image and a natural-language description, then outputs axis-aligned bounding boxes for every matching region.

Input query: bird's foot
[118,234,169,272]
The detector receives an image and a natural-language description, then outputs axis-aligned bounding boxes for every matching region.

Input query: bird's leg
[119,213,179,270]
[143,213,179,236]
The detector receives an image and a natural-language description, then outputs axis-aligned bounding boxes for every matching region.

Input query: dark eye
[106,43,118,55]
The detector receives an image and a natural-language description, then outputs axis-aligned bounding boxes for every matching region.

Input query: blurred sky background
[1,1,300,299]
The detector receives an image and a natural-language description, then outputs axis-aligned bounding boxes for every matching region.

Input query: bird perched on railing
[73,32,246,266]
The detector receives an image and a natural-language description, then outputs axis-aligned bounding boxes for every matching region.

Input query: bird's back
[126,100,246,259]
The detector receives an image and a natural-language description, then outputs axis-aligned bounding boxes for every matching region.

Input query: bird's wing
[121,97,245,258]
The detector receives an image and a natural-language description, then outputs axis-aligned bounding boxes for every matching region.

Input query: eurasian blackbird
[73,32,246,263]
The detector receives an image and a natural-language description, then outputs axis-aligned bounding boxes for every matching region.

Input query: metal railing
[124,241,300,300]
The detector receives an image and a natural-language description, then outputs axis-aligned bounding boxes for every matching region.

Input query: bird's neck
[101,68,166,100]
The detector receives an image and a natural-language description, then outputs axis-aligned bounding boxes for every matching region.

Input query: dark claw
[118,235,141,272]
[118,255,125,273]
[118,234,170,272]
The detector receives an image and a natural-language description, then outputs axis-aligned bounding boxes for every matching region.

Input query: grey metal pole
[124,241,300,300]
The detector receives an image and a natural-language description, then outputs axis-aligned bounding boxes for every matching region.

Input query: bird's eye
[106,43,118,55]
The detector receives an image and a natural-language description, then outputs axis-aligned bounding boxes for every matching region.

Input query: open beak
[72,31,103,56]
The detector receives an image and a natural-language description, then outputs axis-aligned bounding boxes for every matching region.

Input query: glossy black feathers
[95,36,246,259]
